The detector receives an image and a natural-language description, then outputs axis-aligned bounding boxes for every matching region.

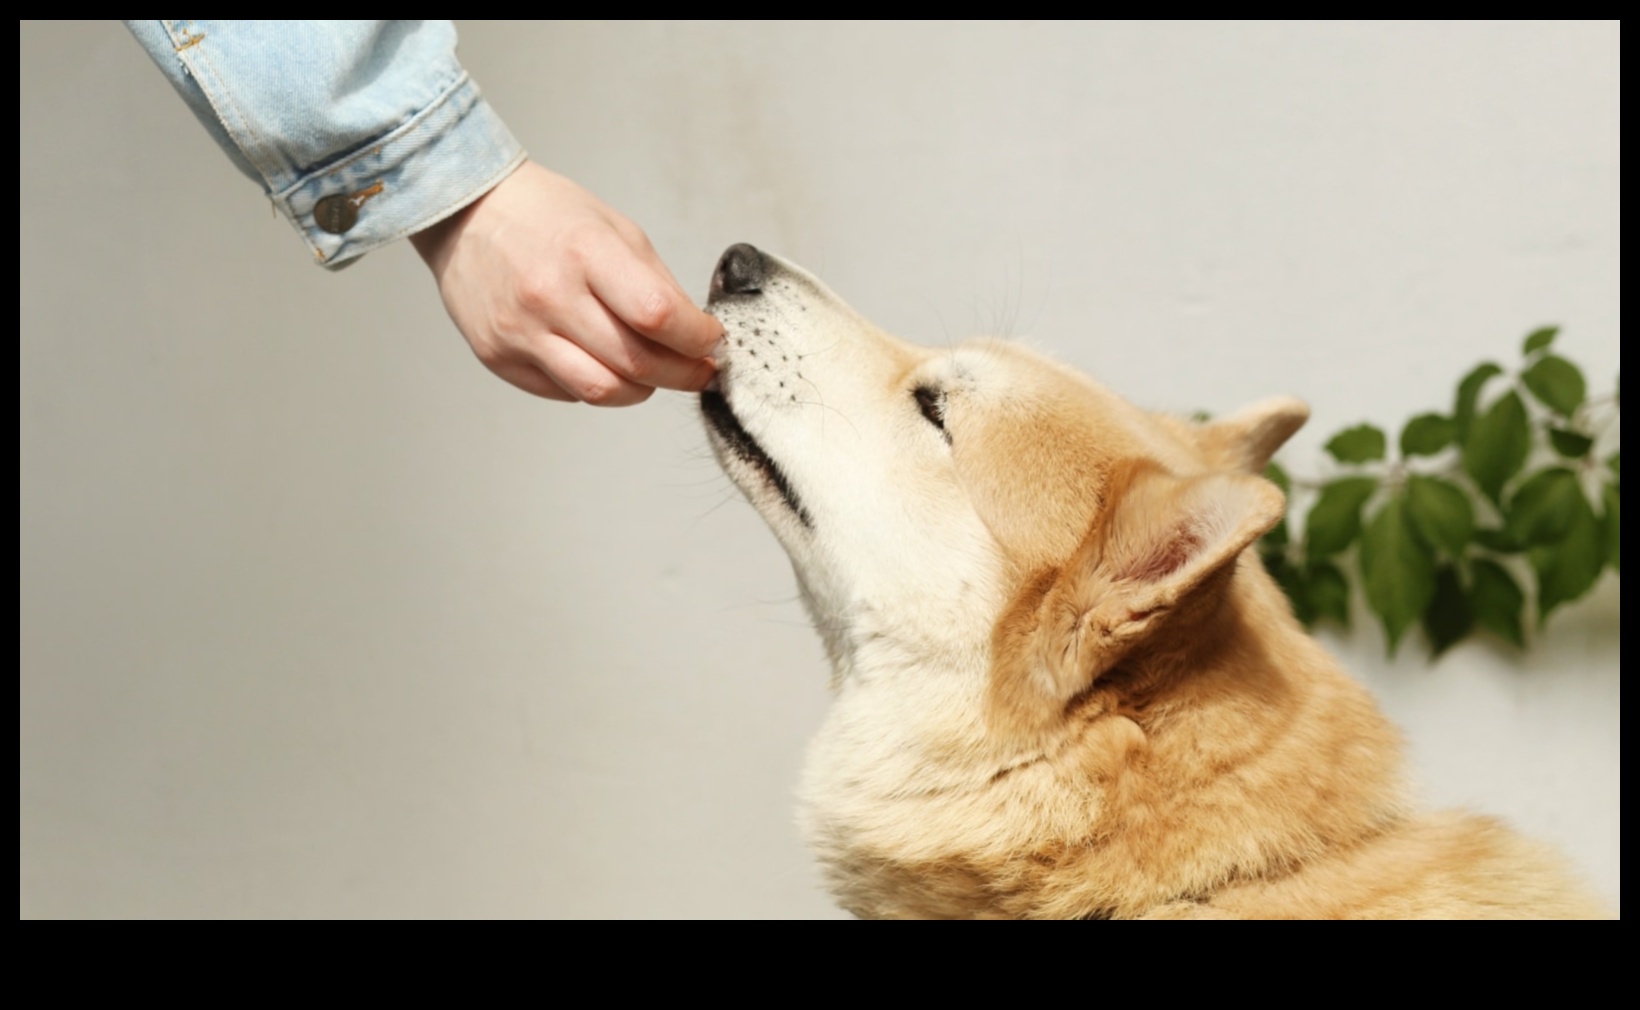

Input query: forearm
[125,20,525,269]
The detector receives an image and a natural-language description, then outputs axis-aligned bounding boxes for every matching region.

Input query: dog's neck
[800,557,1409,919]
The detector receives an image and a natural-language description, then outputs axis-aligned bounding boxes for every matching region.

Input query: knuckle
[471,339,508,369]
[561,221,607,261]
[621,343,656,383]
[514,273,558,314]
[630,289,674,332]
[574,374,624,406]
[622,223,656,255]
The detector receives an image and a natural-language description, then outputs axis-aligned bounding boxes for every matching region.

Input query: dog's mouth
[700,389,813,529]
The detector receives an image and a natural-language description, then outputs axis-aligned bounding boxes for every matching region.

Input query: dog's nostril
[712,243,766,298]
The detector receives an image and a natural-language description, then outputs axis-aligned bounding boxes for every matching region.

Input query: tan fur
[701,247,1610,919]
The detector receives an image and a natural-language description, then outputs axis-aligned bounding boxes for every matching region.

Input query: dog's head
[701,245,1326,914]
[702,244,1304,711]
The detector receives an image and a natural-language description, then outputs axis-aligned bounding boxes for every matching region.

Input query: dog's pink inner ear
[988,463,1288,728]
[1090,464,1285,618]
[1116,524,1203,582]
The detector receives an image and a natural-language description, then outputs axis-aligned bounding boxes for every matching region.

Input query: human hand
[410,161,722,405]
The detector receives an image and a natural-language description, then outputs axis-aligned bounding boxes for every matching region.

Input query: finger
[528,333,656,408]
[607,216,689,294]
[583,233,724,359]
[488,359,577,402]
[566,295,716,393]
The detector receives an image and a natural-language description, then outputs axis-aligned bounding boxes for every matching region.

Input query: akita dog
[700,243,1607,919]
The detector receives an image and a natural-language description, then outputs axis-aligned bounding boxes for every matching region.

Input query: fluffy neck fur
[800,555,1410,920]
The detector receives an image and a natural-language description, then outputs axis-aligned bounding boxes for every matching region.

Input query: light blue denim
[126,20,527,269]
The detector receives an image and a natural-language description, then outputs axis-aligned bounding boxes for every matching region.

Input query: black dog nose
[710,243,766,301]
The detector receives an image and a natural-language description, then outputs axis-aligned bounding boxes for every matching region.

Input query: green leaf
[1453,362,1504,442]
[1521,355,1587,416]
[1325,424,1387,464]
[1359,494,1436,656]
[1603,483,1620,574]
[1304,477,1379,562]
[1400,413,1457,457]
[1473,526,1524,554]
[1548,428,1594,459]
[1609,452,1620,480]
[1522,325,1560,356]
[1263,552,1310,624]
[1306,562,1351,628]
[1406,475,1474,556]
[1470,558,1525,647]
[1462,390,1530,504]
[1476,527,1521,550]
[1263,463,1291,548]
[1423,565,1474,658]
[1529,491,1604,622]
[1505,467,1583,547]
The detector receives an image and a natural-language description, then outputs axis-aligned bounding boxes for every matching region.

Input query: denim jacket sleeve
[125,20,527,269]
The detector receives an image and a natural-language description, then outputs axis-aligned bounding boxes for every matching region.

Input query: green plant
[1260,326,1619,658]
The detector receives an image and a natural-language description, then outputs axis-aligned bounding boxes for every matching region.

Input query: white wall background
[20,21,1619,918]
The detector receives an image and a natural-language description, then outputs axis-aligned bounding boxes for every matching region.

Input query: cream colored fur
[701,248,1609,919]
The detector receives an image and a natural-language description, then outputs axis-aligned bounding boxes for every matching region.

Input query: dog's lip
[700,388,812,529]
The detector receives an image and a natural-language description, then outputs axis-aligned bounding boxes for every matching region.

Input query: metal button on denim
[313,194,358,234]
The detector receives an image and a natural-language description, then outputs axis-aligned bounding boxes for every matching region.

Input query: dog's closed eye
[913,385,950,442]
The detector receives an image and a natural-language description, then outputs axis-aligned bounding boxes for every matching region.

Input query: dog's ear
[991,461,1284,726]
[1197,396,1309,474]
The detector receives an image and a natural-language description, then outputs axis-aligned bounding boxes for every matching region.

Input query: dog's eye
[913,385,949,438]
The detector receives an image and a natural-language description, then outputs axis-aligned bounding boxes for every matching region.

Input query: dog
[699,243,1608,919]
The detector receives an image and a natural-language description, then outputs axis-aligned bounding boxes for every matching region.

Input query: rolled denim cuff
[273,72,527,269]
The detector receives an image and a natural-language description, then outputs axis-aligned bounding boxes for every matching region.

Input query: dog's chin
[700,389,813,530]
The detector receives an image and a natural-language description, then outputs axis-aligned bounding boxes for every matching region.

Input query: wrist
[409,208,460,269]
